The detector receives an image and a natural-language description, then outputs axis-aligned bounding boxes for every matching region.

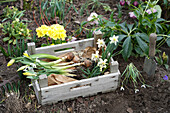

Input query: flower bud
[7,59,15,67]
[133,1,139,7]
[120,0,125,6]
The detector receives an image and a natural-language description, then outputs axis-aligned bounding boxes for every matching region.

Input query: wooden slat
[31,80,41,103]
[41,71,120,100]
[41,80,118,105]
[35,38,94,56]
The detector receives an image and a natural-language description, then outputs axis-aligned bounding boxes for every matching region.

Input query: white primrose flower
[110,35,119,45]
[30,63,37,68]
[36,58,40,63]
[141,84,146,88]
[97,39,105,48]
[87,12,99,25]
[120,86,125,91]
[91,51,99,61]
[135,89,139,93]
[15,18,19,22]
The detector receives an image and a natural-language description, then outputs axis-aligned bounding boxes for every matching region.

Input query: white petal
[141,85,146,88]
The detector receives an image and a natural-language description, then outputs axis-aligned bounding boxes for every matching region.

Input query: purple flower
[163,75,168,80]
[146,8,157,14]
[133,1,139,7]
[120,0,125,6]
[129,12,137,19]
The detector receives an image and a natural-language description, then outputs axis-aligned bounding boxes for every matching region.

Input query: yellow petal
[17,65,28,71]
[7,59,15,67]
[23,72,36,76]
[23,53,29,57]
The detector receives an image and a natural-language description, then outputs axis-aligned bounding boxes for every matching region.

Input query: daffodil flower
[97,39,105,48]
[23,52,30,58]
[23,71,37,76]
[110,35,119,45]
[91,51,99,61]
[30,63,37,68]
[97,58,107,71]
[7,59,15,67]
[120,86,125,91]
[17,65,28,72]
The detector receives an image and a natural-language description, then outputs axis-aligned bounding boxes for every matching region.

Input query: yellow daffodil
[7,59,15,67]
[162,52,168,60]
[23,52,29,58]
[23,72,36,76]
[17,65,28,72]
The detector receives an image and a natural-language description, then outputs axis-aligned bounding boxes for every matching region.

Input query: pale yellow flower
[23,72,36,76]
[17,65,28,71]
[7,59,15,67]
[36,27,44,38]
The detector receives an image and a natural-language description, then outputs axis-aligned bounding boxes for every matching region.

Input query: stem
[46,36,50,45]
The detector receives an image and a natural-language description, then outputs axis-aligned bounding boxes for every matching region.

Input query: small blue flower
[163,75,168,80]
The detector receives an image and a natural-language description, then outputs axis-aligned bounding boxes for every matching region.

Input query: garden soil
[0,0,170,113]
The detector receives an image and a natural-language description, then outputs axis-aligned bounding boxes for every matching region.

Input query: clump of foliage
[2,6,25,22]
[120,63,148,93]
[82,0,170,61]
[0,6,29,58]
[81,35,120,78]
[1,20,31,45]
[155,52,169,70]
[40,0,78,25]
[7,52,78,80]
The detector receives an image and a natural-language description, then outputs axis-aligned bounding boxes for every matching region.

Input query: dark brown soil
[0,0,170,113]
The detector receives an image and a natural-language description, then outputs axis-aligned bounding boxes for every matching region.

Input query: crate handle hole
[70,83,91,91]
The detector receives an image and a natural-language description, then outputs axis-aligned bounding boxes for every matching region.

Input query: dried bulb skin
[84,59,92,68]
[72,55,80,63]
[66,52,75,61]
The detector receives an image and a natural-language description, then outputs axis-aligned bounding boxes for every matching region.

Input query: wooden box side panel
[40,71,120,105]
[35,38,94,56]
[31,80,42,103]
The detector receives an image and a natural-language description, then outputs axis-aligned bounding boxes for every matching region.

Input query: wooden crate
[27,33,120,105]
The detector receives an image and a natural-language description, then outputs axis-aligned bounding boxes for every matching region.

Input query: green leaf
[153,5,162,18]
[166,37,170,47]
[122,36,132,61]
[136,36,148,53]
[3,37,10,42]
[136,33,149,42]
[118,35,127,42]
[127,24,134,32]
[9,39,13,44]
[0,46,9,57]
[119,22,128,33]
[134,46,144,55]
[157,36,163,41]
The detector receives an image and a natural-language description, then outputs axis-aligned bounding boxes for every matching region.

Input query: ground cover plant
[0,0,169,112]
